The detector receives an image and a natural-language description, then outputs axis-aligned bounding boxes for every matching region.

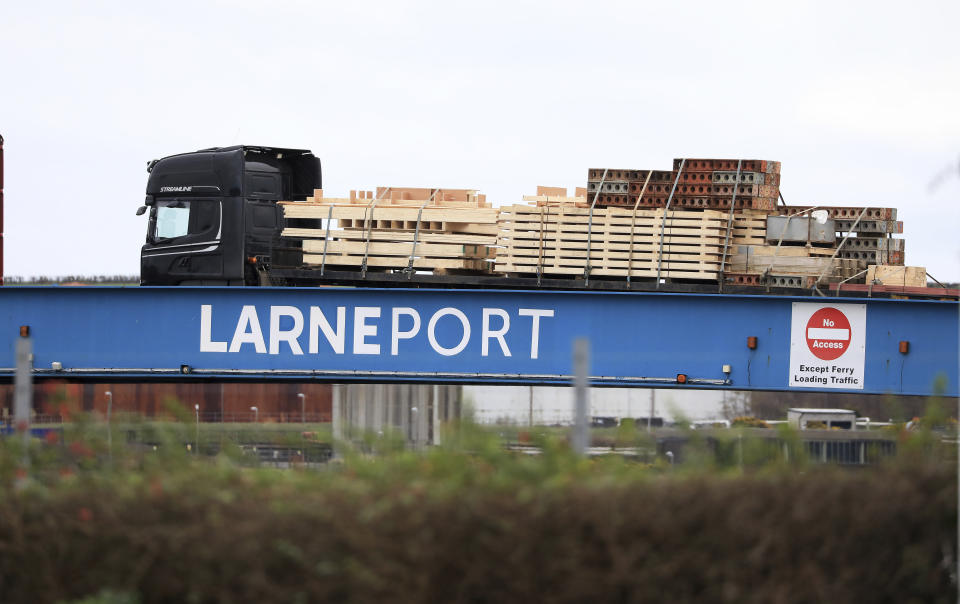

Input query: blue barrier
[0,287,955,396]
[0,425,63,439]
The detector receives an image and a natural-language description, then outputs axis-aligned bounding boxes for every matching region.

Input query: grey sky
[2,0,957,280]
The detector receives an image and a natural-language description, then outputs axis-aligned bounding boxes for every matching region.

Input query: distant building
[787,408,857,430]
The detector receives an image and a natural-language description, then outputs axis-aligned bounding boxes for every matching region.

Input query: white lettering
[269,306,304,355]
[229,305,266,353]
[391,307,421,355]
[215,304,556,361]
[309,306,345,354]
[518,308,554,360]
[353,307,381,355]
[428,307,471,356]
[481,308,511,357]
[200,305,227,352]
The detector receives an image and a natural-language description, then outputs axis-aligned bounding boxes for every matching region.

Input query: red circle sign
[806,307,851,361]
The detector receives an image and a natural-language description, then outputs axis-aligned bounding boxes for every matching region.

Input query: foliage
[730,416,769,428]
[0,416,953,603]
[720,391,752,420]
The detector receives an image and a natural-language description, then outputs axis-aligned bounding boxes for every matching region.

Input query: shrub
[0,420,953,602]
[730,416,769,429]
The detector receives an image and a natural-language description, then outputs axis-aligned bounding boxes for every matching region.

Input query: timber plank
[494,264,717,279]
[282,228,496,246]
[303,254,489,271]
[303,240,475,258]
[284,205,498,224]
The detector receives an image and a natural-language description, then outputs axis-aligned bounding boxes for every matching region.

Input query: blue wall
[0,287,955,396]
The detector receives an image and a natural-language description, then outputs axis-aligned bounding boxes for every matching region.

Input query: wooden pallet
[282,204,498,225]
[282,228,494,246]
[302,240,493,259]
[301,187,491,208]
[522,185,589,207]
[303,254,490,271]
[866,265,926,287]
[279,185,887,284]
[495,206,729,279]
[726,245,864,281]
[280,189,499,274]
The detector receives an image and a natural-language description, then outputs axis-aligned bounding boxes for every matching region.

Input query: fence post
[14,328,32,473]
[573,338,589,456]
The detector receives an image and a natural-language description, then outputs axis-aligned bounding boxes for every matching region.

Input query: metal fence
[804,439,897,465]
[8,411,331,425]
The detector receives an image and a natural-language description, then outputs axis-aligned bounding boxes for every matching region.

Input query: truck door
[243,169,287,261]
[141,197,224,284]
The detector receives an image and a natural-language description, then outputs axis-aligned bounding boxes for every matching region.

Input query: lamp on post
[105,391,113,460]
[297,393,305,424]
[194,404,200,455]
[251,406,258,423]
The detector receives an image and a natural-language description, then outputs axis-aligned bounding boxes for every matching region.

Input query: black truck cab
[139,145,321,285]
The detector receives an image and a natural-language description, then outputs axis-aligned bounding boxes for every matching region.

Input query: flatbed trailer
[264,266,958,300]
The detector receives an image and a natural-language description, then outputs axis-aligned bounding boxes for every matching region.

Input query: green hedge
[0,441,953,603]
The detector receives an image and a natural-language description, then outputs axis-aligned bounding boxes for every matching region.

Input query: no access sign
[805,307,851,361]
[789,303,866,389]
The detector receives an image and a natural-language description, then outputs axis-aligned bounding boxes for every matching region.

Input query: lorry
[138,145,953,299]
[139,145,321,286]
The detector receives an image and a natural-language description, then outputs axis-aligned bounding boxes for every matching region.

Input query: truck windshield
[155,200,191,239]
[152,199,220,241]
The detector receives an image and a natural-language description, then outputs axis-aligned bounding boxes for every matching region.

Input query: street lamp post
[194,404,200,455]
[105,391,113,460]
[297,393,305,424]
[411,406,419,446]
[251,406,258,423]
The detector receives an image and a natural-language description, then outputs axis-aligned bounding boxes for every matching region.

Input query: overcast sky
[1,0,957,280]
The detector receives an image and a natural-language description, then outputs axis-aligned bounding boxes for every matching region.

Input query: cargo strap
[584,169,609,286]
[717,160,743,292]
[404,189,439,278]
[537,205,549,286]
[319,204,334,276]
[360,188,391,278]
[627,171,653,286]
[813,206,867,296]
[763,206,822,279]
[656,159,686,288]
[835,268,870,297]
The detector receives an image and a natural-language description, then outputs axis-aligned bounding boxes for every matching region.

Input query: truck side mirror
[136,206,147,216]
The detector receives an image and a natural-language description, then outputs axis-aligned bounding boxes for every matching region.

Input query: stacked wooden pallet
[587,158,781,211]
[280,188,498,273]
[495,202,769,280]
[720,204,910,288]
[724,245,864,288]
[271,161,912,289]
[522,185,588,207]
[782,206,905,266]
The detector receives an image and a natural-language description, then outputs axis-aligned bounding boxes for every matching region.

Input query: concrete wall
[463,385,727,425]
[334,383,461,447]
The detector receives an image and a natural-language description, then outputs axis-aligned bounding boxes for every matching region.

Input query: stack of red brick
[587,158,781,212]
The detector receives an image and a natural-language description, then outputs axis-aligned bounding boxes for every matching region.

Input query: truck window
[190,200,220,235]
[156,200,191,239]
[154,200,220,240]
